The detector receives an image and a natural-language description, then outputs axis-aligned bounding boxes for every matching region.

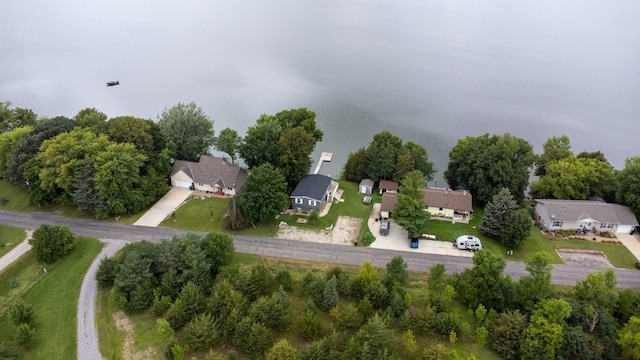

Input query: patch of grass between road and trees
[0,236,103,359]
[0,180,149,224]
[0,225,27,258]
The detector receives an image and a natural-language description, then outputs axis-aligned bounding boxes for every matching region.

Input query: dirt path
[276,216,362,245]
[112,311,157,360]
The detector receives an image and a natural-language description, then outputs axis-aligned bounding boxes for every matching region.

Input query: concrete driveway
[367,218,473,257]
[617,233,640,261]
[134,187,192,227]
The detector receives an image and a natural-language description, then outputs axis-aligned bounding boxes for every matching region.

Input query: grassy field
[0,237,103,359]
[0,225,27,258]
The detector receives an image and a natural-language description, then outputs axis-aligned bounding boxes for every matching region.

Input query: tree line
[89,230,640,359]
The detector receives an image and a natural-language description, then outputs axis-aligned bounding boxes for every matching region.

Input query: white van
[455,235,483,251]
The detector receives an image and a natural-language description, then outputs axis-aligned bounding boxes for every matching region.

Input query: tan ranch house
[422,187,473,222]
[380,187,473,223]
[170,155,247,196]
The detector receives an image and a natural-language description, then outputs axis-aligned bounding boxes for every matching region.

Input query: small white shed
[359,178,374,194]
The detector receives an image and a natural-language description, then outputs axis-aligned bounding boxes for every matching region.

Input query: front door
[580,221,592,232]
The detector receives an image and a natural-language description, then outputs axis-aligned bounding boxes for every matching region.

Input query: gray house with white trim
[290,174,338,212]
[535,199,639,234]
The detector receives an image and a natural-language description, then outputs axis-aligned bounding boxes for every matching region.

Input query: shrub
[265,339,298,360]
[8,299,35,326]
[29,224,76,264]
[434,312,461,337]
[0,343,19,360]
[152,294,173,316]
[16,324,35,347]
[421,342,449,360]
[360,232,376,247]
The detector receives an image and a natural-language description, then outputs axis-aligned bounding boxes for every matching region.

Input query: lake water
[2,0,639,185]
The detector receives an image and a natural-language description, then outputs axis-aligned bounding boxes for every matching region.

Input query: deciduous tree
[239,115,282,168]
[158,102,215,162]
[617,156,640,220]
[535,135,572,176]
[0,126,33,178]
[393,170,429,238]
[277,126,316,186]
[501,208,532,248]
[531,156,616,200]
[275,107,323,141]
[6,116,76,185]
[618,316,640,360]
[342,147,368,182]
[238,163,289,225]
[214,127,242,165]
[444,133,534,205]
[489,310,527,360]
[365,131,404,181]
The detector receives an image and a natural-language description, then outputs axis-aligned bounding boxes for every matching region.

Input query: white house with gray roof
[535,199,639,234]
[170,155,247,196]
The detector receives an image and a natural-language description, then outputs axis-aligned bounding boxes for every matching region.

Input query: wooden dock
[313,152,333,174]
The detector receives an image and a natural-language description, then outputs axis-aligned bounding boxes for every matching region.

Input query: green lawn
[0,225,27,258]
[159,196,232,232]
[0,237,103,359]
[0,180,153,223]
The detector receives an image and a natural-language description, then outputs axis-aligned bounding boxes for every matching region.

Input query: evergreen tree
[480,188,518,239]
[320,275,339,312]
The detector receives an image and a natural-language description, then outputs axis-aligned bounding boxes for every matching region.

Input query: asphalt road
[0,209,638,289]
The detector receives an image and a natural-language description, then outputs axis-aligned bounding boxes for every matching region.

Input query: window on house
[198,183,203,186]
[309,200,317,206]
[295,198,303,204]
[553,221,563,227]
[601,223,614,229]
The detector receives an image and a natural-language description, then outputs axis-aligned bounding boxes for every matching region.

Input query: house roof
[536,199,639,226]
[381,192,398,212]
[171,155,247,189]
[359,178,374,188]
[291,174,332,201]
[423,188,473,212]
[379,180,398,191]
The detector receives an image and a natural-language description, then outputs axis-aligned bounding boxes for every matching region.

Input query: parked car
[380,220,390,236]
[410,237,419,248]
